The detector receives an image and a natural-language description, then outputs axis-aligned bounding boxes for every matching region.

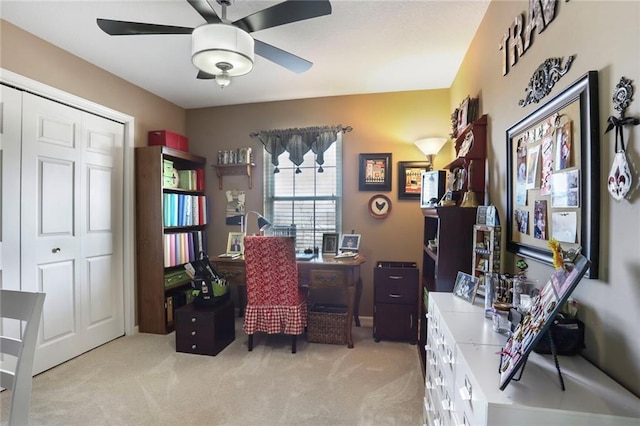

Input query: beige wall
[187,90,452,318]
[451,0,640,395]
[0,20,186,144]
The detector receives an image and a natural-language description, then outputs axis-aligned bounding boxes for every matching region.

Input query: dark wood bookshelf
[135,145,207,334]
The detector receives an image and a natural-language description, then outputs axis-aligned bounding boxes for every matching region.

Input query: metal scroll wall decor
[519,55,575,107]
[605,77,639,201]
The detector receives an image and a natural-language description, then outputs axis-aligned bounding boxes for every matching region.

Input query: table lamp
[242,211,272,235]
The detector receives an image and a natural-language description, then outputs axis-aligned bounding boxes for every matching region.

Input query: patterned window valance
[250,125,352,173]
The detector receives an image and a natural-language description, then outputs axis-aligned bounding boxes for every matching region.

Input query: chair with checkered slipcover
[242,236,307,353]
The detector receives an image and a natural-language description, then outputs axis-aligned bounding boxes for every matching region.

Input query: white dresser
[424,292,640,426]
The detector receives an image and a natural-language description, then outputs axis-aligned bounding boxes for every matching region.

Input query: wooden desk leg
[346,285,355,348]
[238,284,247,318]
[354,276,362,327]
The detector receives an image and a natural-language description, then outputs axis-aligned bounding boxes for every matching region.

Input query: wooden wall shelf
[212,163,256,189]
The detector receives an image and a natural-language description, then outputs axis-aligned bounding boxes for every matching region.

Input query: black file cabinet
[373,261,419,344]
[175,300,235,356]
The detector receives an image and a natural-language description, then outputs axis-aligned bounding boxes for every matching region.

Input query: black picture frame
[359,153,392,191]
[506,71,600,279]
[499,253,591,390]
[322,233,339,254]
[398,161,430,200]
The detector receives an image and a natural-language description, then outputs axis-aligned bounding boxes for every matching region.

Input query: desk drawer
[309,269,346,287]
[217,265,246,284]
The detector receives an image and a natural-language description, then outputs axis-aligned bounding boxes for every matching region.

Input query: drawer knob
[388,275,403,280]
[388,293,403,298]
[191,317,197,323]
[191,331,197,336]
[191,344,197,349]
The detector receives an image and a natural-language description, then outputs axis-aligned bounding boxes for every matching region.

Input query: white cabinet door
[20,92,124,374]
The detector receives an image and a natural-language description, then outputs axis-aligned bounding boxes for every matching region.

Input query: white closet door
[21,92,124,374]
[80,113,124,350]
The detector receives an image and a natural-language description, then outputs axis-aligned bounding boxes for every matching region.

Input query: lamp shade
[243,211,272,235]
[192,24,254,77]
[414,137,447,156]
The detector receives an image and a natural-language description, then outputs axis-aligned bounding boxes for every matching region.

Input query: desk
[212,255,366,348]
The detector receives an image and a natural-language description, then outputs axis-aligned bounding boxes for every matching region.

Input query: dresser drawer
[374,267,419,304]
[216,265,246,285]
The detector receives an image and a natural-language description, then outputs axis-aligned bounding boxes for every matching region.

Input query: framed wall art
[359,153,392,191]
[398,161,430,200]
[506,71,600,279]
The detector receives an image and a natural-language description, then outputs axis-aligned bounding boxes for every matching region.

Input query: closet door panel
[22,93,85,373]
[80,113,124,348]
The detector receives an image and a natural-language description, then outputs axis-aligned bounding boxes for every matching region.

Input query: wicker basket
[307,304,348,345]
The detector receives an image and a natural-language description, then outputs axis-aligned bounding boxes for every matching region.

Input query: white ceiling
[1,0,490,109]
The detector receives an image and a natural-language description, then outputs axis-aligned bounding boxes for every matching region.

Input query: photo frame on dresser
[452,271,478,303]
[506,71,600,279]
[499,253,590,390]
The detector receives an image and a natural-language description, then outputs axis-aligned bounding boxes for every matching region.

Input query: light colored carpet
[1,319,424,426]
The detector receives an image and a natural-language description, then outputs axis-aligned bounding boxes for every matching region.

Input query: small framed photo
[226,232,244,254]
[452,271,478,303]
[322,233,339,254]
[359,153,392,191]
[339,234,361,252]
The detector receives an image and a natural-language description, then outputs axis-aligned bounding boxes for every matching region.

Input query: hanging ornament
[605,77,639,201]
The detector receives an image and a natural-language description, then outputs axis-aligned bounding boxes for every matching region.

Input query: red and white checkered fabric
[242,236,307,335]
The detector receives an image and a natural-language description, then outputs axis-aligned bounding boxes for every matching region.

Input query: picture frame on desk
[339,234,361,253]
[226,232,244,254]
[322,233,339,254]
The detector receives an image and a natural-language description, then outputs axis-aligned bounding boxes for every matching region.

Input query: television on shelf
[420,170,446,208]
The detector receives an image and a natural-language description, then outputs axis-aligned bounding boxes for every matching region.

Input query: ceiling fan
[97,0,332,88]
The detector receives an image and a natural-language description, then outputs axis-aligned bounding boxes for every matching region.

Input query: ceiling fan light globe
[191,24,254,76]
[215,72,231,88]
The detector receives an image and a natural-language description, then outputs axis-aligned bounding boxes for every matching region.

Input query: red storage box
[148,130,189,152]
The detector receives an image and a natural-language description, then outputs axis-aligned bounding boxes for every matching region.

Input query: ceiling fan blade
[233,0,332,33]
[97,19,193,35]
[255,39,312,73]
[187,0,221,24]
[197,70,217,79]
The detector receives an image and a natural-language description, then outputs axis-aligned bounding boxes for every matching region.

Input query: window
[264,134,342,252]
